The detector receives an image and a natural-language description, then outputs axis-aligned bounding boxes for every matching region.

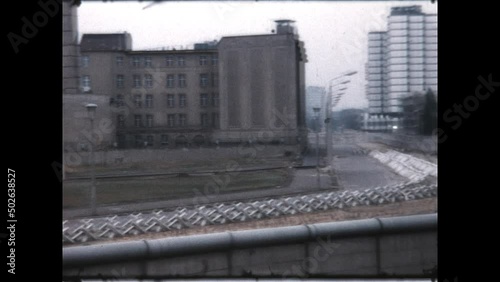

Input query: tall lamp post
[313,107,321,189]
[325,71,357,166]
[86,103,97,216]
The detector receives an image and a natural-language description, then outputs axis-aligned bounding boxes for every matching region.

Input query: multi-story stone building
[65,14,307,149]
[366,5,437,119]
[79,33,219,148]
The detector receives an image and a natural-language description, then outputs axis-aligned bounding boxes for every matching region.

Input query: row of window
[117,134,169,147]
[112,93,219,108]
[120,134,204,148]
[118,113,219,128]
[81,73,219,89]
[116,73,218,88]
[81,55,218,68]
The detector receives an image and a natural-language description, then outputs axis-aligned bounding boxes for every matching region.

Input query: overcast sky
[77,1,437,110]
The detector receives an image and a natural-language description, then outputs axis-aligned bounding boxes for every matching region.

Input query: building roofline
[80,49,217,54]
[127,49,217,54]
[219,33,289,41]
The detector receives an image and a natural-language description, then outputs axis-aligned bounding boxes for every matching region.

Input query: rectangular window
[178,94,186,108]
[134,115,142,127]
[200,93,209,107]
[199,55,208,65]
[211,54,218,66]
[116,56,123,66]
[161,134,169,146]
[146,114,154,128]
[212,113,219,129]
[177,56,185,66]
[145,94,153,108]
[117,134,126,148]
[81,75,91,88]
[167,75,175,88]
[167,94,175,108]
[200,113,209,127]
[116,94,124,107]
[146,135,154,146]
[178,74,187,88]
[135,135,143,147]
[167,114,176,127]
[166,56,174,67]
[81,55,89,67]
[132,56,141,67]
[144,74,153,88]
[133,74,142,88]
[144,57,152,67]
[211,73,218,87]
[212,93,219,107]
[200,74,209,87]
[134,95,142,108]
[178,114,187,127]
[116,75,124,88]
[117,114,125,127]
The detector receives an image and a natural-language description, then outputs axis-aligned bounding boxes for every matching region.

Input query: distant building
[216,20,307,145]
[305,86,326,131]
[79,32,219,149]
[64,14,307,150]
[365,5,437,126]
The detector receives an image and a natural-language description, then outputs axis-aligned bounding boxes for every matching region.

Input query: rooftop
[80,33,132,52]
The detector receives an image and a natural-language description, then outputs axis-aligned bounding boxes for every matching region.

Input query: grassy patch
[63,169,288,209]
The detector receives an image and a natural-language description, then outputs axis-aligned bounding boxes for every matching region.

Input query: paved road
[330,143,406,190]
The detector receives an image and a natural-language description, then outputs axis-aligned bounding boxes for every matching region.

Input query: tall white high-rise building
[366,5,437,117]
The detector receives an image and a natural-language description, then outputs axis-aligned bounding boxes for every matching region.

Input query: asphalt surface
[330,143,406,190]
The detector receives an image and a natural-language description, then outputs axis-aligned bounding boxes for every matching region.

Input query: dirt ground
[77,197,437,246]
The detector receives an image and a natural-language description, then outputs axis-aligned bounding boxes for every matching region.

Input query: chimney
[274,19,296,35]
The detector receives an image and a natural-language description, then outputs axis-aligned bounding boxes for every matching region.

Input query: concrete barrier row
[369,149,437,181]
[63,180,437,245]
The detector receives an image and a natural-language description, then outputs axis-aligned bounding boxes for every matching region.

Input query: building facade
[63,0,116,154]
[65,18,307,150]
[80,33,219,149]
[366,5,437,121]
[216,20,307,145]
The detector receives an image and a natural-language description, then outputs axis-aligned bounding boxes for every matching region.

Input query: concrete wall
[63,214,437,278]
[63,94,116,151]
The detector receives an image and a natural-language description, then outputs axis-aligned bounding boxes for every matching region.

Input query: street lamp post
[325,71,357,166]
[313,107,321,189]
[86,103,97,216]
